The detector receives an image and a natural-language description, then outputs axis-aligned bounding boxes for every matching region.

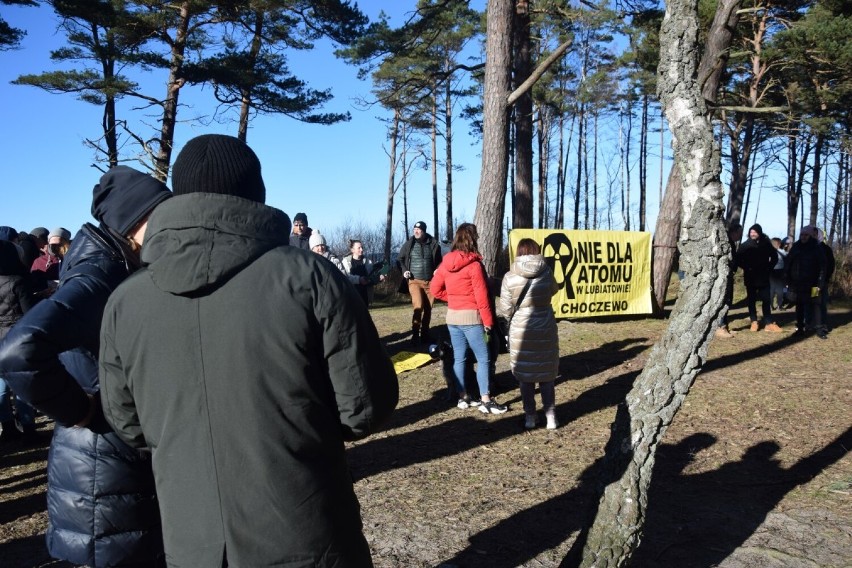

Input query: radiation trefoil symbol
[542,233,579,299]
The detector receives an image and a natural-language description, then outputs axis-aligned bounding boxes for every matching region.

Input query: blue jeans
[447,324,491,398]
[0,377,35,427]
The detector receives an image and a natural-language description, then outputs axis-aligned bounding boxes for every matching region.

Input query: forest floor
[1,280,850,568]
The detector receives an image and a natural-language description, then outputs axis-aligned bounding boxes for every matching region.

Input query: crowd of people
[0,132,840,566]
[716,222,835,340]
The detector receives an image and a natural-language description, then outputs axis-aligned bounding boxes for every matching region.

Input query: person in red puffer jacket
[431,223,507,415]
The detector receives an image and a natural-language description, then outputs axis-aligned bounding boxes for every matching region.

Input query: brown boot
[715,326,735,339]
[750,321,760,332]
[764,322,783,332]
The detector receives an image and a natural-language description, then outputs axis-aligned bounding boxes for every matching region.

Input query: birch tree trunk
[575,0,730,564]
[650,0,741,313]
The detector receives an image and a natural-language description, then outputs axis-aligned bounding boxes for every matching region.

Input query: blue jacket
[0,223,162,567]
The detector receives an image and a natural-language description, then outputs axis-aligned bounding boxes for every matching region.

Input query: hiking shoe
[715,326,735,339]
[479,400,507,415]
[793,327,807,337]
[816,329,828,340]
[750,321,759,332]
[764,322,783,332]
[524,414,538,430]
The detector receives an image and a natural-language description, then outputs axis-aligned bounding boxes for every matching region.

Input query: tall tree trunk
[575,1,730,563]
[575,103,584,230]
[431,92,440,237]
[810,131,825,226]
[650,0,741,313]
[639,94,648,231]
[384,111,400,263]
[828,152,845,244]
[537,104,550,228]
[474,0,513,275]
[154,2,192,182]
[786,132,799,236]
[593,110,598,229]
[445,72,454,243]
[556,112,565,228]
[651,168,682,315]
[725,114,754,227]
[238,9,264,143]
[513,0,533,229]
[623,99,631,231]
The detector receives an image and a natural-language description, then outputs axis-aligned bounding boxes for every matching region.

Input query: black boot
[420,326,432,343]
[410,329,421,347]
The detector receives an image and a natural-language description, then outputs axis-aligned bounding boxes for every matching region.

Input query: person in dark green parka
[99,134,399,567]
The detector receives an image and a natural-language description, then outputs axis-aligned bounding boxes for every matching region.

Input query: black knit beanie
[91,166,172,236]
[171,134,266,203]
[294,212,308,225]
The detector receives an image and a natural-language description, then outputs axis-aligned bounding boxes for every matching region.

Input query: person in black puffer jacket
[785,225,828,338]
[0,166,171,567]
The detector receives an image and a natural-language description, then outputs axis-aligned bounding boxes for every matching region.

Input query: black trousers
[745,284,774,323]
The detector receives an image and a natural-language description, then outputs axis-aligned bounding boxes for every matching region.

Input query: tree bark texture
[650,0,740,314]
[445,73,455,243]
[474,0,513,275]
[513,0,534,229]
[154,2,191,181]
[576,0,730,565]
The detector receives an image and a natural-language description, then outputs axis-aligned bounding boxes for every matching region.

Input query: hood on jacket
[141,193,290,296]
[510,254,548,279]
[441,250,482,273]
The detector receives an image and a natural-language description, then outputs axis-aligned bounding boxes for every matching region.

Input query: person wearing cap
[30,226,70,281]
[734,223,782,332]
[98,134,398,567]
[290,211,313,250]
[397,220,443,346]
[785,225,828,338]
[0,166,169,566]
[309,230,346,273]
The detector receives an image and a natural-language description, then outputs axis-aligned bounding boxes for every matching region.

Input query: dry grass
[1,275,850,567]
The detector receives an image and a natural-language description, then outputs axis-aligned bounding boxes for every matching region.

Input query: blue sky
[1,1,795,247]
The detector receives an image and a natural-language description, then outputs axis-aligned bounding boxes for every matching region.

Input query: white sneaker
[545,412,558,430]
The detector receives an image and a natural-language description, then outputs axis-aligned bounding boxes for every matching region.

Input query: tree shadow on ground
[439,403,636,568]
[435,425,850,568]
[631,426,852,567]
[348,370,640,482]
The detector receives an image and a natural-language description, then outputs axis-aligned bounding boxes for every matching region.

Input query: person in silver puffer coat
[497,238,560,430]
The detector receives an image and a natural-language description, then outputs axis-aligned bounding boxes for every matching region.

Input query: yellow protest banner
[508,229,652,319]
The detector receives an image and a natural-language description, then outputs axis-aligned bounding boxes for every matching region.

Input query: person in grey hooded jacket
[99,134,398,568]
[497,238,560,430]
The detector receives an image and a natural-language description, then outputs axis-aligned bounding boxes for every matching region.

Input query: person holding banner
[498,238,560,430]
[431,223,507,415]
